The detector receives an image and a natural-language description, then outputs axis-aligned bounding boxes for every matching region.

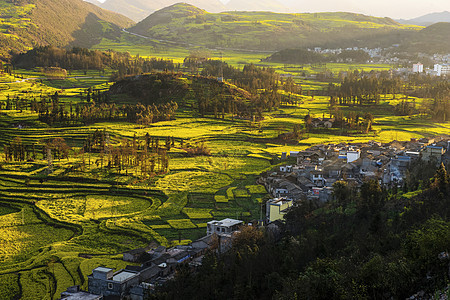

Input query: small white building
[413,63,423,73]
[279,165,293,173]
[207,218,243,236]
[274,188,289,197]
[347,150,361,163]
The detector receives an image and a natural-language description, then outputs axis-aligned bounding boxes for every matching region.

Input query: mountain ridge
[396,11,450,26]
[128,3,419,51]
[0,0,134,60]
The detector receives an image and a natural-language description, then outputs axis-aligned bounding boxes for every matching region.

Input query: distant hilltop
[90,0,289,22]
[396,11,450,26]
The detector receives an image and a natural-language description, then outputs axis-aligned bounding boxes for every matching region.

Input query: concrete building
[413,63,423,73]
[347,150,361,163]
[266,197,293,223]
[88,267,140,298]
[421,145,445,163]
[207,218,243,236]
[434,64,450,76]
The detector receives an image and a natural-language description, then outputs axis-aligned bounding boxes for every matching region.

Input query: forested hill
[129,3,420,51]
[0,0,134,61]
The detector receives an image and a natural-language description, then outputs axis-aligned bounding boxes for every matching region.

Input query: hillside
[128,3,420,51]
[100,0,226,21]
[395,22,450,54]
[397,11,450,26]
[0,0,134,61]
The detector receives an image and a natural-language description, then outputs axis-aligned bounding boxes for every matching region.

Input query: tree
[431,163,448,194]
[364,112,374,132]
[359,179,383,211]
[332,180,352,206]
[304,114,312,132]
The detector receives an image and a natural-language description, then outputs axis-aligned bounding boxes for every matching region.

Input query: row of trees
[12,46,177,79]
[328,76,402,105]
[35,97,178,126]
[4,137,70,162]
[3,134,172,176]
[83,130,181,154]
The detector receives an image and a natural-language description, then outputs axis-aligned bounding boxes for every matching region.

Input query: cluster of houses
[411,62,450,76]
[60,219,243,300]
[264,137,450,223]
[311,46,450,67]
[311,46,383,59]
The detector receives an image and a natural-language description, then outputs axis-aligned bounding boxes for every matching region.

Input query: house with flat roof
[422,145,445,163]
[266,198,293,223]
[206,218,242,236]
[88,267,140,298]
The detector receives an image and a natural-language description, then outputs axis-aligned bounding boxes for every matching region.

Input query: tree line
[12,46,177,79]
[30,91,178,126]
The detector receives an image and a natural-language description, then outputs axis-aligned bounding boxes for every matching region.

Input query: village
[263,136,450,223]
[60,219,245,300]
[59,136,450,300]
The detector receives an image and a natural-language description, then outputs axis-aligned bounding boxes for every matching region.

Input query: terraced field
[0,153,272,297]
[0,70,276,298]
[0,63,449,299]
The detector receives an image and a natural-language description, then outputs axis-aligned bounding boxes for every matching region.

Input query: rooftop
[112,270,138,282]
[60,291,101,300]
[268,198,292,205]
[93,267,113,273]
[207,218,242,227]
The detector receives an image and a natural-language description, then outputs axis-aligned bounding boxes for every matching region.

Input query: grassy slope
[129,3,420,51]
[0,0,134,60]
[396,22,450,54]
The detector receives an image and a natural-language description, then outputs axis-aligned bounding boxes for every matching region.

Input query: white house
[207,218,243,236]
[274,187,289,197]
[347,150,361,163]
